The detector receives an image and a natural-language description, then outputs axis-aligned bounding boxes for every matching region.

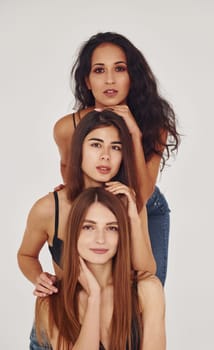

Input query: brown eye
[112,145,122,151]
[115,66,127,72]
[91,142,102,148]
[93,67,105,73]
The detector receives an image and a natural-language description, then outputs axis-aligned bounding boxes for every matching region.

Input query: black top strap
[72,112,76,129]
[53,191,59,239]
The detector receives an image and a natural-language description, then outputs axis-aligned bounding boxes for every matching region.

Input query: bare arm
[17,194,57,296]
[53,114,75,183]
[132,130,166,203]
[105,182,156,274]
[42,259,101,350]
[108,105,167,203]
[131,205,156,273]
[138,276,166,350]
[43,295,101,350]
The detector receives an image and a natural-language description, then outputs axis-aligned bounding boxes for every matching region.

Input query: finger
[35,282,58,294]
[105,184,129,194]
[36,277,58,293]
[105,181,121,186]
[33,290,49,297]
[79,257,88,273]
[39,272,55,286]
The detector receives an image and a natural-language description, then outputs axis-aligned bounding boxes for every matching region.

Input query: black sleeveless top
[48,191,63,267]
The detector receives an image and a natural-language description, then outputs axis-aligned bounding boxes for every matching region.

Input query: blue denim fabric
[29,323,52,350]
[146,186,170,286]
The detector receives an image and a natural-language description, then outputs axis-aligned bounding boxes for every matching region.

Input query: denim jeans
[146,186,170,286]
[29,323,51,350]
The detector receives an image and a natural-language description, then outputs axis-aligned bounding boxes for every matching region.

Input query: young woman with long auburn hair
[35,187,165,350]
[53,31,180,286]
[18,110,155,349]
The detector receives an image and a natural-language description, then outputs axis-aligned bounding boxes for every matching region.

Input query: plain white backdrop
[1,1,213,348]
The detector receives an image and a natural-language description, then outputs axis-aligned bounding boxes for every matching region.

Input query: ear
[85,77,91,90]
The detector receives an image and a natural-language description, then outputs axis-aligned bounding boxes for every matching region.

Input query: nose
[95,229,105,244]
[100,153,110,161]
[100,148,110,161]
[105,70,115,85]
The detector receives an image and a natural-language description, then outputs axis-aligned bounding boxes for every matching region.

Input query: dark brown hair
[66,109,141,207]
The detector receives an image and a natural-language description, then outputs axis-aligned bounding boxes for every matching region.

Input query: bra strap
[53,191,59,239]
[72,112,76,129]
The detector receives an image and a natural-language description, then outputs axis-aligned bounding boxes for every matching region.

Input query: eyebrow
[88,137,122,144]
[92,61,127,67]
[83,219,118,225]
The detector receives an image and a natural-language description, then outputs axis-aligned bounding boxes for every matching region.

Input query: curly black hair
[71,32,180,169]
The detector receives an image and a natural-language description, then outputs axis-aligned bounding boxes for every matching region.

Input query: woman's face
[77,202,119,265]
[86,43,131,108]
[81,125,122,187]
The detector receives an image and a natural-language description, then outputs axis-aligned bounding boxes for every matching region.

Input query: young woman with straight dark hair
[35,187,165,350]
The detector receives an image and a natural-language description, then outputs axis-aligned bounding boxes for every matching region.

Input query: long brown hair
[36,187,142,349]
[66,110,141,208]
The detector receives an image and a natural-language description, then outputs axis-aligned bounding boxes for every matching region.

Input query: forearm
[131,132,156,203]
[142,326,166,350]
[60,162,67,184]
[17,253,43,285]
[72,294,101,350]
[130,214,156,274]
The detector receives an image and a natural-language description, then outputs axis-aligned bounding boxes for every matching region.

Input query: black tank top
[48,191,63,267]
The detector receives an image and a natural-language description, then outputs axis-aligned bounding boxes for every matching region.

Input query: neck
[84,179,104,189]
[86,261,113,288]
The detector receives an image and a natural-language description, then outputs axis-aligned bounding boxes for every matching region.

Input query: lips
[96,166,111,174]
[90,248,109,254]
[103,89,118,97]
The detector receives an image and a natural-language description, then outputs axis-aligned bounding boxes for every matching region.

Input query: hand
[104,105,142,137]
[78,258,100,297]
[33,272,58,297]
[105,181,138,218]
[54,183,65,191]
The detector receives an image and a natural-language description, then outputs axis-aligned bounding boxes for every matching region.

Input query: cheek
[113,153,122,168]
[121,76,131,92]
[110,234,119,247]
[82,148,94,170]
[77,239,82,255]
[77,235,88,255]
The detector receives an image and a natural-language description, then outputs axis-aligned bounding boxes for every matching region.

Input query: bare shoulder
[53,114,74,143]
[27,192,55,224]
[137,275,165,313]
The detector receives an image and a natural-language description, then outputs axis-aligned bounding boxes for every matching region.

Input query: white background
[1,1,213,348]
